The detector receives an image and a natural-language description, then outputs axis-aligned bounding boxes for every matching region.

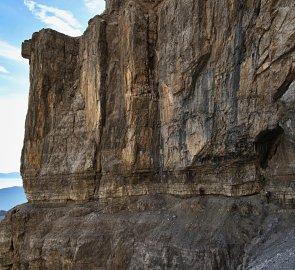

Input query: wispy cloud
[0,41,26,63]
[24,0,83,36]
[84,0,105,14]
[0,66,9,74]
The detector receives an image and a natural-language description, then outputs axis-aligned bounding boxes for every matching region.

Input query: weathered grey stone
[1,0,295,269]
[0,196,295,270]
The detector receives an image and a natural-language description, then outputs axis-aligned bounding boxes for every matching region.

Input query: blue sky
[0,0,105,173]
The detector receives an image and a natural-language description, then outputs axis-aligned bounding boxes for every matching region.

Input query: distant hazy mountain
[0,210,7,221]
[0,187,27,211]
[0,172,22,189]
[0,172,21,178]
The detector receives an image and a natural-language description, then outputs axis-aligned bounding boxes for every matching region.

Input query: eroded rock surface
[1,0,295,269]
[1,195,295,269]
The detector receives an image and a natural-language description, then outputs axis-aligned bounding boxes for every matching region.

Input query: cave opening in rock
[255,126,284,169]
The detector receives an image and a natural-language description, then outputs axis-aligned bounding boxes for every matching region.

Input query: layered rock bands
[1,0,295,269]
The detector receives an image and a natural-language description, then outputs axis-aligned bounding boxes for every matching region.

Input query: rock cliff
[1,0,295,269]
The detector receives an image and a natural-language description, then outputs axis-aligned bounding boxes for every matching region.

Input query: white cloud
[24,0,35,10]
[84,0,105,14]
[0,66,9,74]
[0,41,26,63]
[0,97,28,172]
[24,0,83,36]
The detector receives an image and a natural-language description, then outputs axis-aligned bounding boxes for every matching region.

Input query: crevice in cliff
[9,239,14,252]
[146,8,162,173]
[255,126,284,169]
[96,20,108,174]
[145,7,159,101]
[188,52,211,97]
[231,3,246,126]
[273,68,295,102]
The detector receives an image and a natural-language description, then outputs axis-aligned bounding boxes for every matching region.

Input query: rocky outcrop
[20,0,295,205]
[0,195,295,269]
[1,0,295,269]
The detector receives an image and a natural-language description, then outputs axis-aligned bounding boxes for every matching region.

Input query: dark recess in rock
[255,126,284,169]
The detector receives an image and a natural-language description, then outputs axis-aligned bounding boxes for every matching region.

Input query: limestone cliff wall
[21,0,295,204]
[1,1,295,269]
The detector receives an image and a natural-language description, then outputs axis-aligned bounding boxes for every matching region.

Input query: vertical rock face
[21,0,295,205]
[1,0,295,269]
